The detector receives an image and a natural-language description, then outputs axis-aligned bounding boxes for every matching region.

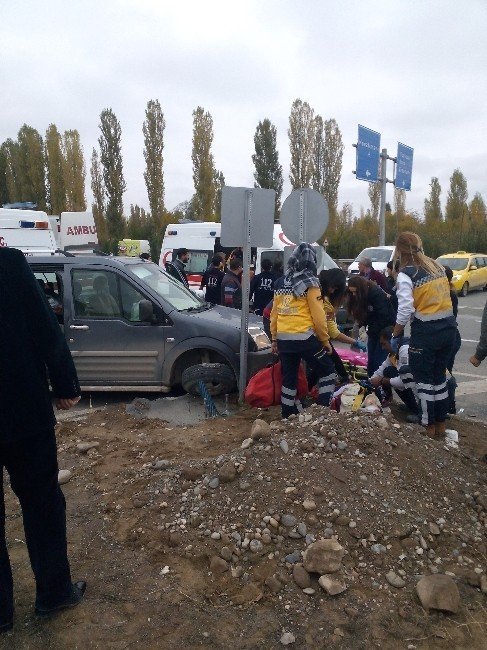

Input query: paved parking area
[452,290,487,420]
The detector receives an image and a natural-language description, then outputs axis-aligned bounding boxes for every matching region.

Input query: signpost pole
[238,190,252,403]
[299,190,305,242]
[379,148,387,246]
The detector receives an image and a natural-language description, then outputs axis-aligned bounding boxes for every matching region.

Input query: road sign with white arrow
[395,142,414,191]
[355,125,381,182]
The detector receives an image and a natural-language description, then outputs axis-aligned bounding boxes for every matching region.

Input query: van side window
[119,277,146,322]
[33,270,64,324]
[72,270,147,322]
[72,270,120,318]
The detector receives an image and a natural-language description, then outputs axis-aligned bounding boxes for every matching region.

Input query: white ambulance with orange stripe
[0,209,57,255]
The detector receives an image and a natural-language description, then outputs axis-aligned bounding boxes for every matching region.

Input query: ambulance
[59,211,98,254]
[0,208,57,255]
[159,222,337,291]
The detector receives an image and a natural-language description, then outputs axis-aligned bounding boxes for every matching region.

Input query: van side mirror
[139,299,155,323]
[469,265,477,271]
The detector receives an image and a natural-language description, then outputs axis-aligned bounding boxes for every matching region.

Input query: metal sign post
[220,186,275,403]
[238,191,252,403]
[354,125,414,246]
[379,148,388,246]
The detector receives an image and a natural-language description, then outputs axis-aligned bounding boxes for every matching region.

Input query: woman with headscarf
[391,232,456,438]
[270,243,335,418]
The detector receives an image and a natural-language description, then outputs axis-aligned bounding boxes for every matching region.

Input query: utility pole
[354,126,413,247]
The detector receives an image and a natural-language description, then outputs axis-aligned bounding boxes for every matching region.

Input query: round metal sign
[280,188,329,244]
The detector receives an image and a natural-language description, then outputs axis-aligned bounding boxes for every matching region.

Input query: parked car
[436,251,487,297]
[27,256,272,395]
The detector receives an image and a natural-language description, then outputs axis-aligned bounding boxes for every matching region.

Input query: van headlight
[453,274,461,281]
[248,325,271,350]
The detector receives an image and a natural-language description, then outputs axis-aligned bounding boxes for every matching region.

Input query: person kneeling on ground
[270,243,335,418]
[369,326,421,422]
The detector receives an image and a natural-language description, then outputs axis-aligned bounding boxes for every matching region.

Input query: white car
[348,246,395,275]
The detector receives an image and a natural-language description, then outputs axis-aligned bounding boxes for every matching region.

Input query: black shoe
[35,581,86,617]
[0,620,13,633]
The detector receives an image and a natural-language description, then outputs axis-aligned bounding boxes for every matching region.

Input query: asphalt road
[451,289,487,421]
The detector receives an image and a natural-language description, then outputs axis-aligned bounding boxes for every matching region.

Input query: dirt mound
[2,403,486,648]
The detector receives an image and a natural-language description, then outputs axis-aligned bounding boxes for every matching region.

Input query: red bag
[244,361,309,408]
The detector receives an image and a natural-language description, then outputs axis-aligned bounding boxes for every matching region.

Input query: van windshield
[437,257,469,271]
[354,248,393,263]
[131,263,202,311]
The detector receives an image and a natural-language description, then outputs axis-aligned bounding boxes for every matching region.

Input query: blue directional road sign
[395,142,414,191]
[356,125,381,182]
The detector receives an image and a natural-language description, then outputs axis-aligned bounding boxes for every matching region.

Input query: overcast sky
[2,0,486,218]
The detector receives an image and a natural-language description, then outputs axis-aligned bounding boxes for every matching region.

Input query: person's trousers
[446,328,461,373]
[382,365,420,414]
[0,429,72,621]
[307,343,349,390]
[367,334,388,376]
[409,321,456,426]
[278,336,336,418]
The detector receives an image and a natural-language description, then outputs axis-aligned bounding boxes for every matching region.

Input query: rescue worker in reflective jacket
[391,232,456,438]
[270,243,335,418]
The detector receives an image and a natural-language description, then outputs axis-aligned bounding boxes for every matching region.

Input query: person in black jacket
[0,248,86,632]
[165,248,189,288]
[200,256,224,304]
[250,258,276,315]
[221,257,243,309]
[347,275,396,375]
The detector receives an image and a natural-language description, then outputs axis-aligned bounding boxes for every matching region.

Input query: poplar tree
[445,169,468,222]
[127,204,152,240]
[311,115,325,194]
[322,118,344,228]
[252,118,283,214]
[45,124,66,215]
[90,148,107,244]
[469,192,486,229]
[98,108,126,242]
[191,106,217,220]
[143,99,165,229]
[424,177,442,224]
[368,181,381,220]
[1,140,20,203]
[288,99,315,189]
[17,124,46,209]
[394,188,406,217]
[213,169,225,220]
[0,144,10,205]
[62,130,86,211]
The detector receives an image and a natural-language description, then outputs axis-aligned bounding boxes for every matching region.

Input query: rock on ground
[416,574,460,613]
[303,539,345,574]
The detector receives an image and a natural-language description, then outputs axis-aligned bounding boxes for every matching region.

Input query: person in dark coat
[250,258,276,315]
[221,257,243,309]
[200,255,225,304]
[347,275,396,375]
[0,248,86,632]
[358,256,389,293]
[165,248,190,288]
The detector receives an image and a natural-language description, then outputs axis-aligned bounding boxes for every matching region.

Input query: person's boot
[424,424,437,438]
[435,421,447,438]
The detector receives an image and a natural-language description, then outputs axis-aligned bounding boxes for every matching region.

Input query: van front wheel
[181,363,236,397]
[460,282,469,297]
